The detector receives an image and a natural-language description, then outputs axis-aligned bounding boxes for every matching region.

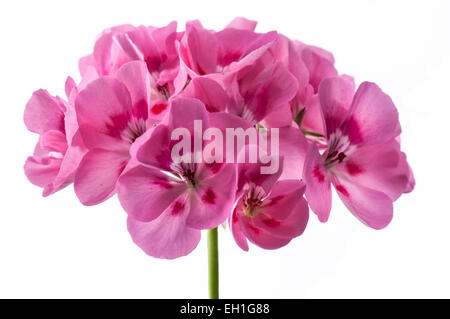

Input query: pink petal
[238,213,292,250]
[183,22,217,75]
[24,90,65,134]
[276,127,309,180]
[135,125,172,170]
[271,34,311,107]
[93,25,135,75]
[24,155,61,189]
[186,163,237,229]
[261,104,293,128]
[255,198,309,239]
[74,149,129,205]
[39,130,67,154]
[404,163,415,193]
[75,77,132,150]
[117,165,185,222]
[301,93,325,136]
[226,17,257,31]
[115,61,151,120]
[237,145,283,194]
[180,77,229,112]
[229,208,249,251]
[168,97,210,133]
[260,179,307,220]
[303,143,332,222]
[215,29,276,68]
[330,175,393,230]
[318,76,355,137]
[127,194,201,259]
[65,76,76,99]
[340,82,399,146]
[335,139,411,201]
[47,131,87,196]
[240,58,298,125]
[301,46,338,93]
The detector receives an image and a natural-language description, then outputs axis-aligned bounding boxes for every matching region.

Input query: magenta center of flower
[242,184,266,217]
[170,161,198,188]
[324,129,356,169]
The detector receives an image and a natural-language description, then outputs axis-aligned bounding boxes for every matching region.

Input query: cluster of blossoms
[24,18,414,259]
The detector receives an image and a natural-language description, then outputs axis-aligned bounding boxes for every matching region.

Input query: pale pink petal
[24,90,65,134]
[334,139,411,201]
[135,125,172,170]
[229,208,249,251]
[216,29,276,68]
[238,213,292,250]
[117,165,185,222]
[127,194,201,259]
[24,155,61,189]
[276,127,309,180]
[186,163,237,229]
[404,163,415,193]
[340,82,399,146]
[38,130,67,154]
[301,46,338,93]
[180,77,229,112]
[260,180,306,220]
[168,97,210,133]
[75,77,132,150]
[318,76,355,137]
[303,143,332,222]
[74,149,129,205]
[330,175,393,230]
[47,131,87,196]
[237,145,283,194]
[301,93,325,136]
[115,61,151,120]
[255,198,309,239]
[64,76,76,99]
[183,22,217,75]
[226,17,257,31]
[93,25,135,75]
[261,104,293,128]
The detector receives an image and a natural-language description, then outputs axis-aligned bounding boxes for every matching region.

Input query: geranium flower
[230,145,309,250]
[74,61,166,205]
[116,97,237,259]
[24,84,86,196]
[303,76,414,229]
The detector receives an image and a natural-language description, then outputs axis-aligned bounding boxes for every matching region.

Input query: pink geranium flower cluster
[24,18,414,259]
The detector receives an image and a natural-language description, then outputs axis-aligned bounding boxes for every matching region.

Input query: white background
[0,0,449,298]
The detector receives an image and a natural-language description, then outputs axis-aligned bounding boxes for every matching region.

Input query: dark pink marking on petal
[119,161,128,174]
[335,184,350,197]
[342,116,363,144]
[145,56,162,73]
[313,165,325,183]
[202,188,216,205]
[232,208,239,224]
[151,101,168,115]
[152,179,173,189]
[248,224,260,235]
[206,162,223,174]
[171,201,185,216]
[106,113,130,139]
[262,216,281,228]
[346,161,363,176]
[133,99,149,120]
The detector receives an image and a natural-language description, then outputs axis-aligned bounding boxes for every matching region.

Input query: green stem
[207,227,219,299]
